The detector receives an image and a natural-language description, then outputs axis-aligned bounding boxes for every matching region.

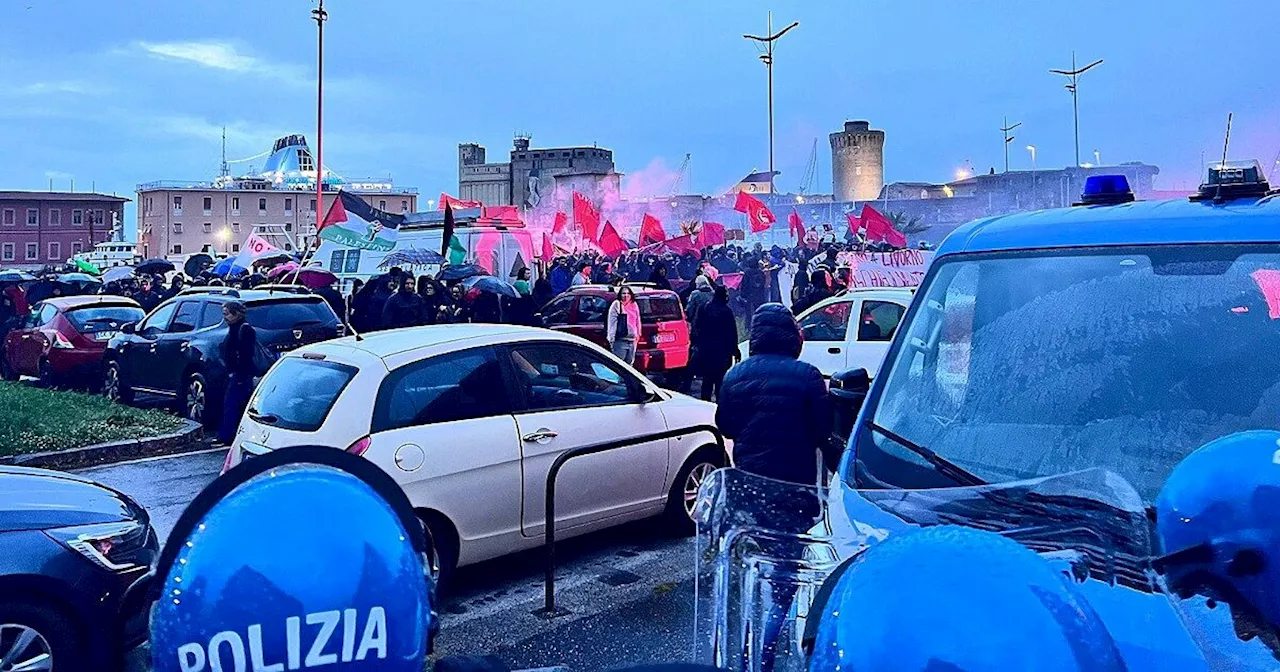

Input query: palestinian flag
[317,191,404,252]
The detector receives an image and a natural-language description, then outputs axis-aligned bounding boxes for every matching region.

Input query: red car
[539,285,690,374]
[1,296,145,387]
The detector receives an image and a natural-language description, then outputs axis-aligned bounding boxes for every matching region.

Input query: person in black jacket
[218,301,257,445]
[690,284,739,401]
[381,275,425,329]
[314,280,346,325]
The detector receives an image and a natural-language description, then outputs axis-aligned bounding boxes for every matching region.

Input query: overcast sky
[3,0,1278,230]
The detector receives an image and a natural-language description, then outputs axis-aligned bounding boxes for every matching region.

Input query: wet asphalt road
[74,449,699,671]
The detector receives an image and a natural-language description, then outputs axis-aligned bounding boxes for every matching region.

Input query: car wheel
[182,372,208,424]
[103,361,133,403]
[0,600,87,672]
[36,359,57,389]
[663,448,726,535]
[417,511,459,591]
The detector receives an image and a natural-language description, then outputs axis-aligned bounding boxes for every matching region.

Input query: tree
[887,211,930,235]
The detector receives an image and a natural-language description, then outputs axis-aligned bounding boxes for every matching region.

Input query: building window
[26,209,38,226]
[232,243,240,253]
[26,243,38,260]
[284,222,293,232]
[47,242,61,261]
[172,244,182,254]
[284,198,293,214]
[72,241,83,255]
[93,210,104,226]
[401,200,408,212]
[1,243,12,261]
[232,222,241,233]
[202,196,213,214]
[72,209,83,226]
[173,222,183,234]
[310,198,317,212]
[283,242,293,251]
[203,222,212,233]
[145,197,152,213]
[48,209,61,226]
[232,197,240,215]
[1,209,13,226]
[173,195,183,215]
[378,199,387,210]
[258,198,267,214]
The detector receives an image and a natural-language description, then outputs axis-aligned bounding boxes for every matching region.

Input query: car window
[249,358,358,432]
[507,344,638,411]
[372,347,510,432]
[199,303,224,329]
[168,302,202,333]
[577,296,609,324]
[541,295,573,326]
[637,294,683,322]
[140,302,177,336]
[38,304,58,326]
[246,299,337,330]
[799,301,852,342]
[857,300,906,342]
[65,305,144,332]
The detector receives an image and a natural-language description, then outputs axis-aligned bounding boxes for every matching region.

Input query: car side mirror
[121,322,136,334]
[831,367,870,394]
[640,388,661,404]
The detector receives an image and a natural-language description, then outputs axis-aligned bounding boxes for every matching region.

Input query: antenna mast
[219,126,230,179]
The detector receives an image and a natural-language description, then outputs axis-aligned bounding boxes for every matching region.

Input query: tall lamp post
[1050,52,1103,168]
[311,0,327,233]
[1027,145,1038,204]
[1000,117,1022,173]
[744,13,798,192]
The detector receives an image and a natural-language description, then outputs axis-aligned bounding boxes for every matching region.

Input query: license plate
[655,333,677,344]
[93,331,117,341]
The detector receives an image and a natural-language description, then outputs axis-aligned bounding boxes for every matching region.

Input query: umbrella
[184,253,215,278]
[436,264,487,282]
[57,272,101,285]
[266,262,301,279]
[102,266,135,284]
[73,258,102,275]
[462,274,520,299]
[252,251,293,267]
[379,248,445,268]
[136,258,175,276]
[270,267,337,289]
[212,258,248,277]
[0,270,36,285]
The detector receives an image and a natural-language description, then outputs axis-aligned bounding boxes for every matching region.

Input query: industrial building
[459,137,617,208]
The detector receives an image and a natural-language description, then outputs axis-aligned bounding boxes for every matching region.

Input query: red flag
[789,208,805,239]
[438,193,481,211]
[734,191,776,232]
[699,221,726,248]
[598,221,627,256]
[481,205,520,221]
[662,233,699,255]
[639,214,667,245]
[541,232,554,262]
[552,211,568,235]
[573,192,600,243]
[861,205,906,247]
[316,195,347,233]
[845,211,863,238]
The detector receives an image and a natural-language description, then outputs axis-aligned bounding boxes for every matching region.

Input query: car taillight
[346,435,371,456]
[45,330,75,349]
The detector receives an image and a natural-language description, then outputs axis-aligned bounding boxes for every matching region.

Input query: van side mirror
[121,322,136,335]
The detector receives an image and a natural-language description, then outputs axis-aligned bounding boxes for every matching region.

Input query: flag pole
[291,0,328,290]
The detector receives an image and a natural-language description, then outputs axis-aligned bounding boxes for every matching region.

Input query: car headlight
[45,520,147,572]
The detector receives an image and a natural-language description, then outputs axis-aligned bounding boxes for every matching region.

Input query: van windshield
[248,358,358,432]
[856,244,1280,500]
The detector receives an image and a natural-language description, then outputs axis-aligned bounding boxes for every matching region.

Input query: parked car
[223,324,724,582]
[0,466,159,669]
[0,296,145,387]
[738,287,914,378]
[539,284,691,375]
[102,287,343,427]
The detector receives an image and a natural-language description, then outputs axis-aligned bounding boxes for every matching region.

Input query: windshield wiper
[866,421,987,487]
[246,408,279,425]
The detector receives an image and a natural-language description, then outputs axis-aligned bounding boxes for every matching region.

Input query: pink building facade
[0,191,129,270]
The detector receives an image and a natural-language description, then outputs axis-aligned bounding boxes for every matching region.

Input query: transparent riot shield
[693,467,1173,672]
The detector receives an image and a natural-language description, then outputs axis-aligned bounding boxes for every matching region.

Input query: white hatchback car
[224,324,725,579]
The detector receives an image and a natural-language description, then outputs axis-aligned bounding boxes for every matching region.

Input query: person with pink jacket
[606,285,642,365]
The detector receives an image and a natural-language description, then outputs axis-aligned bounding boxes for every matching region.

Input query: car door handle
[827,347,842,354]
[522,429,559,443]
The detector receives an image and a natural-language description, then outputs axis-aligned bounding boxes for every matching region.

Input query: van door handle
[827,347,842,354]
[522,429,559,443]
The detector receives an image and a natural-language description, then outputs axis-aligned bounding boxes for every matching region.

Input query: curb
[0,419,207,470]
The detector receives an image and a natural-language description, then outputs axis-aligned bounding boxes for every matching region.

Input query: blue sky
[3,0,1278,233]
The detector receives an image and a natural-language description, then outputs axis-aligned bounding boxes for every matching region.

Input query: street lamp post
[1094,149,1101,166]
[1000,117,1021,173]
[311,0,327,232]
[1027,145,1038,204]
[744,13,798,192]
[1051,52,1104,168]
[217,228,231,255]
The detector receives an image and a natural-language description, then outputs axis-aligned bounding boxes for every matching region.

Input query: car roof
[308,324,582,360]
[38,295,141,310]
[175,288,319,303]
[937,195,1280,257]
[562,284,677,297]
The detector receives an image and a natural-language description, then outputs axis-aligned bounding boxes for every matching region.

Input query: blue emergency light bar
[1076,174,1136,206]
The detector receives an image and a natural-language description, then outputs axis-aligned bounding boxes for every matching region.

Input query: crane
[668,153,692,196]
[798,139,818,194]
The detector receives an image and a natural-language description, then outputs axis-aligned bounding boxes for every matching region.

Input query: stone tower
[829,120,885,202]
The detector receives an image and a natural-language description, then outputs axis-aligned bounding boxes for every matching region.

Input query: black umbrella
[136,258,175,276]
[0,270,36,285]
[436,264,487,282]
[184,253,215,278]
[462,274,520,299]
[379,248,445,269]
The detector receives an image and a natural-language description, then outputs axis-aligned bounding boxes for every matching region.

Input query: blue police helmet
[148,447,433,672]
[1156,430,1280,631]
[809,525,1126,672]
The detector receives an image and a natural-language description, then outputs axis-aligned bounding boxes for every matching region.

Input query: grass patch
[0,382,186,457]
